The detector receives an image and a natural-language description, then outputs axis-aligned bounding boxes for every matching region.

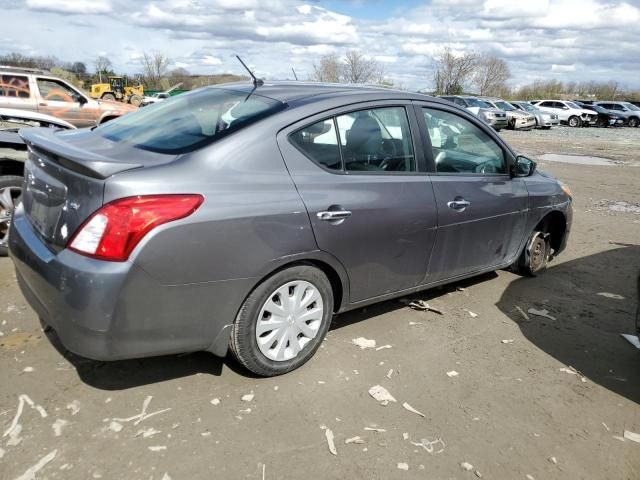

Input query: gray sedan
[9,83,572,376]
[510,101,560,129]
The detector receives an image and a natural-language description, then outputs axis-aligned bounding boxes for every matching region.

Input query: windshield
[97,88,285,154]
[566,102,582,109]
[623,102,640,111]
[517,103,536,113]
[494,101,515,111]
[465,97,490,108]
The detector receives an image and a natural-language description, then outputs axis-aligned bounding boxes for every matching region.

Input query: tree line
[2,50,637,101]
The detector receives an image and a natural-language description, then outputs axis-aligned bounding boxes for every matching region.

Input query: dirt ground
[1,126,639,480]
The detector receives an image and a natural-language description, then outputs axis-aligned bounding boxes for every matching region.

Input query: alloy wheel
[255,280,324,362]
[0,185,22,249]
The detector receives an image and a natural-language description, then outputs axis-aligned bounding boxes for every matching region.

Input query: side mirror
[77,95,88,105]
[513,155,537,177]
[562,106,569,110]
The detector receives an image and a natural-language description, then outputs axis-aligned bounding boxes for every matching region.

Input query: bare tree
[431,46,478,95]
[141,52,172,89]
[341,50,383,84]
[94,56,113,83]
[473,54,510,96]
[311,54,341,83]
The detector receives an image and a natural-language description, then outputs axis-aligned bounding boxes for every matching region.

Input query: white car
[141,92,171,107]
[532,100,597,127]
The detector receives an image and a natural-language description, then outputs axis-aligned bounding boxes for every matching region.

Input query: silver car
[510,101,559,129]
[481,98,536,130]
[9,83,572,376]
[439,95,508,131]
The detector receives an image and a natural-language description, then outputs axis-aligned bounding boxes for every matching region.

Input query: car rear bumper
[9,208,249,361]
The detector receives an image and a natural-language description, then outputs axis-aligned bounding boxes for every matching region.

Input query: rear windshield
[465,97,489,108]
[96,88,285,154]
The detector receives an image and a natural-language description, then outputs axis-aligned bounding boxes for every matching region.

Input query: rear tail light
[68,194,203,261]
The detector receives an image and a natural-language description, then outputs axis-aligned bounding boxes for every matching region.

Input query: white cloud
[551,64,577,72]
[26,0,112,14]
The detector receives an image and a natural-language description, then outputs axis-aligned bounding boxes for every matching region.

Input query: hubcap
[530,238,546,271]
[0,185,22,248]
[255,280,324,362]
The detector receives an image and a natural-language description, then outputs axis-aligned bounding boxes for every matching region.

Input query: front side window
[98,88,284,154]
[494,101,515,111]
[0,74,30,98]
[36,78,80,102]
[422,108,506,175]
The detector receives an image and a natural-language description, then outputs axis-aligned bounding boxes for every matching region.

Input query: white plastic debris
[621,334,640,349]
[461,462,473,471]
[526,475,535,480]
[3,394,48,439]
[501,339,514,344]
[386,369,394,379]
[597,292,624,300]
[549,457,557,464]
[515,306,530,321]
[66,400,81,416]
[624,430,640,443]
[368,385,397,405]
[402,432,409,440]
[135,427,161,438]
[613,435,625,442]
[161,474,172,480]
[345,436,365,444]
[352,337,376,349]
[602,422,610,431]
[364,427,386,432]
[397,463,409,471]
[559,367,578,375]
[376,345,392,351]
[466,310,478,318]
[108,421,123,433]
[113,396,171,426]
[325,428,337,455]
[148,445,167,452]
[446,371,459,377]
[241,393,255,402]
[402,402,425,418]
[52,419,69,437]
[527,308,556,321]
[411,438,446,454]
[15,450,58,480]
[21,367,34,373]
[210,398,221,406]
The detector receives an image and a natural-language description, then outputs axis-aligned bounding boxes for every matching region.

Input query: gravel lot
[1,126,639,480]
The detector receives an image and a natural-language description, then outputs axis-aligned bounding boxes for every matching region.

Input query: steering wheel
[474,161,498,174]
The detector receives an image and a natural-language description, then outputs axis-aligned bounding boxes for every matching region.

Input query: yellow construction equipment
[90,76,144,106]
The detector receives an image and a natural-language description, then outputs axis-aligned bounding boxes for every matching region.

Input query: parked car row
[439,94,638,130]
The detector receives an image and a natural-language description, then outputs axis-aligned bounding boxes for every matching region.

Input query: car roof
[207,81,440,105]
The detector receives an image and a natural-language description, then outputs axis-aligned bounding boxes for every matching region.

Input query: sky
[3,0,640,91]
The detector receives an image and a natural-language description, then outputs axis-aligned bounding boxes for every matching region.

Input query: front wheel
[101,93,116,102]
[629,117,639,128]
[0,176,23,257]
[568,116,581,128]
[230,265,334,376]
[514,231,550,277]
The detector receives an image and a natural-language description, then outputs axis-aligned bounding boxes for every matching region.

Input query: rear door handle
[317,210,352,221]
[447,199,471,211]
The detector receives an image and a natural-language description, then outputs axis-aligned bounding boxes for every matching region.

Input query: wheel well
[0,159,25,177]
[534,211,566,254]
[266,260,344,313]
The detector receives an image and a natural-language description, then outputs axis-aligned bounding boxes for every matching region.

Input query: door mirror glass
[515,155,536,177]
[77,94,88,105]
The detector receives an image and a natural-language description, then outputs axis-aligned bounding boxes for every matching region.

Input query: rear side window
[291,106,416,173]
[97,88,285,154]
[36,78,80,102]
[290,119,341,170]
[0,74,30,98]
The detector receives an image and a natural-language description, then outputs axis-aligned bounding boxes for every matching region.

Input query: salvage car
[594,101,640,127]
[532,100,597,127]
[575,103,625,127]
[481,97,535,130]
[510,101,559,129]
[0,66,136,128]
[1,108,76,255]
[438,95,508,131]
[9,82,572,376]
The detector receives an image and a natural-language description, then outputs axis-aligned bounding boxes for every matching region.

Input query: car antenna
[235,55,263,87]
[291,67,298,81]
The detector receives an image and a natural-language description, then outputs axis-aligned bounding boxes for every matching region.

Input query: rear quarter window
[0,74,30,98]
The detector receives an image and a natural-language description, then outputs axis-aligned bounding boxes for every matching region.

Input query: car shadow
[496,244,640,404]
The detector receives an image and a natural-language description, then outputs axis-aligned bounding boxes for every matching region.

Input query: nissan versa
[8,83,572,376]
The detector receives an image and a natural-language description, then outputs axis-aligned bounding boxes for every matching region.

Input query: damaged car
[510,101,559,129]
[532,100,597,127]
[9,83,572,376]
[480,98,536,130]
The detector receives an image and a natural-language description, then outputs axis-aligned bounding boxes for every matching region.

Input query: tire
[0,175,24,257]
[514,231,550,277]
[129,95,142,107]
[629,117,639,128]
[230,265,334,376]
[101,93,116,102]
[597,117,607,128]
[568,116,581,128]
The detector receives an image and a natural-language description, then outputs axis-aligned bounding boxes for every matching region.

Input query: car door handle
[447,199,471,211]
[317,210,352,221]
